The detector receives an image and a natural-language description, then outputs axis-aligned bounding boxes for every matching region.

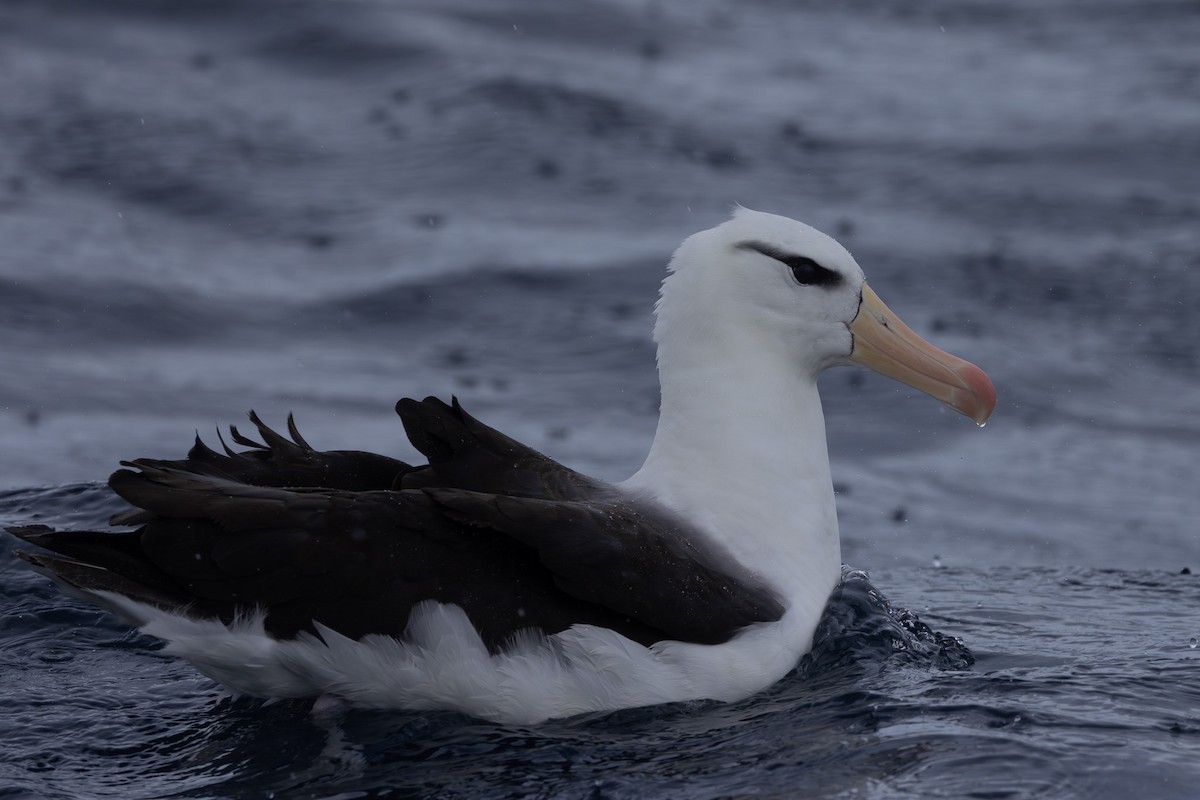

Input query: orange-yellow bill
[848,283,996,425]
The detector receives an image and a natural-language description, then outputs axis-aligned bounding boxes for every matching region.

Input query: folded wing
[10,398,784,651]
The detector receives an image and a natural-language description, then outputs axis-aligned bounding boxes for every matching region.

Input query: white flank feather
[95,592,818,724]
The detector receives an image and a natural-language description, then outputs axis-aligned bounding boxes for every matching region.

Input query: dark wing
[395,396,607,500]
[128,410,411,492]
[9,397,784,651]
[425,488,785,645]
[10,466,667,649]
[399,397,785,642]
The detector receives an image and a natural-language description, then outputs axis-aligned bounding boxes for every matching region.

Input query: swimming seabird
[9,209,994,724]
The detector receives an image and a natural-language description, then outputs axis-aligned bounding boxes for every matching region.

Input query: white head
[652,207,994,423]
[654,208,865,377]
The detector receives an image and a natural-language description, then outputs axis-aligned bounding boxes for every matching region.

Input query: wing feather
[8,398,785,652]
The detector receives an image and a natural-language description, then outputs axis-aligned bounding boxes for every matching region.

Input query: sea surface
[2,1,1199,798]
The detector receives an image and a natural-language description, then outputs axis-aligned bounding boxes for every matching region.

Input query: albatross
[9,209,994,724]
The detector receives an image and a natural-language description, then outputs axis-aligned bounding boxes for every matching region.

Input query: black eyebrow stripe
[735,240,844,288]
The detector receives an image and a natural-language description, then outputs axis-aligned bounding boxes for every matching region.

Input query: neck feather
[623,335,842,606]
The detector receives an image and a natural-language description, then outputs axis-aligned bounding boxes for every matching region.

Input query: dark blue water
[3,0,1200,797]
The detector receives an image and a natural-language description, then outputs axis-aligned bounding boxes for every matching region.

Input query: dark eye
[736,241,844,289]
[786,256,824,286]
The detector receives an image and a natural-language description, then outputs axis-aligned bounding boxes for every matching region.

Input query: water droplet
[931,555,943,569]
[976,421,987,429]
[1190,637,1197,649]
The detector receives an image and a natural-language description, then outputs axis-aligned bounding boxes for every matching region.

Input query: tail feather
[10,526,191,618]
[9,524,171,591]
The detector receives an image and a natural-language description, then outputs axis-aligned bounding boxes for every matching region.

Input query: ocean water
[2,0,1199,797]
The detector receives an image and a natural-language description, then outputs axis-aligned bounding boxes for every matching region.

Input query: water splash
[799,565,976,675]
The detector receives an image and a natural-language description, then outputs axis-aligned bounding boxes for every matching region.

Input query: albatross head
[654,207,995,424]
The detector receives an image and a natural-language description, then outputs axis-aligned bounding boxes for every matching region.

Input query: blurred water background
[1,1,1198,798]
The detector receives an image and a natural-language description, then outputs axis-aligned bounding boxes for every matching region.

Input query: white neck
[622,328,842,613]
